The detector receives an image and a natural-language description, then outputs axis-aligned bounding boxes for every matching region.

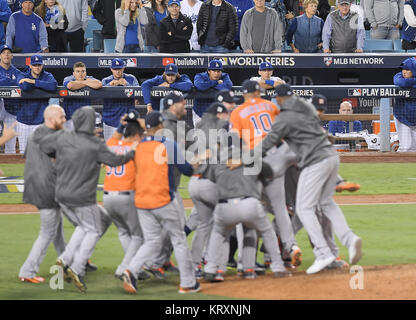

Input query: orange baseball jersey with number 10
[103,138,136,191]
[230,97,280,150]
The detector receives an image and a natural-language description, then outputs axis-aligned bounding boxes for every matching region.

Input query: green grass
[0,204,415,299]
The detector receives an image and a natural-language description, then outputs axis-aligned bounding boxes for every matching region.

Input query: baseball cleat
[306,256,336,274]
[195,268,204,280]
[325,257,349,270]
[67,267,87,293]
[122,269,137,294]
[145,267,166,279]
[214,270,225,282]
[56,258,71,283]
[85,260,98,272]
[242,269,257,280]
[178,281,200,294]
[226,259,237,269]
[336,182,360,193]
[255,263,266,275]
[349,236,362,265]
[137,270,151,281]
[163,261,179,273]
[290,245,302,267]
[19,276,45,284]
[273,270,293,278]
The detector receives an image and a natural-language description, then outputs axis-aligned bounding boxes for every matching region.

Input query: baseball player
[229,80,302,270]
[141,63,193,112]
[193,59,233,126]
[0,44,23,153]
[103,110,150,281]
[62,61,102,130]
[18,105,66,283]
[101,58,139,141]
[250,62,285,90]
[39,106,137,292]
[252,84,362,274]
[15,54,58,154]
[122,111,200,294]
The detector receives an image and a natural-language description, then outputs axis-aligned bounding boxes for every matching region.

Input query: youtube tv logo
[25,57,31,66]
[59,90,68,97]
[162,58,174,66]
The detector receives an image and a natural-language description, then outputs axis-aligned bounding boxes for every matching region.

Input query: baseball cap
[242,80,260,94]
[215,90,238,103]
[206,102,228,115]
[337,0,352,4]
[126,109,140,122]
[259,62,273,71]
[311,94,327,111]
[275,83,294,97]
[111,58,125,69]
[208,59,223,70]
[0,45,12,53]
[163,92,184,109]
[164,63,178,75]
[145,111,164,129]
[168,0,181,6]
[19,0,34,3]
[30,54,43,65]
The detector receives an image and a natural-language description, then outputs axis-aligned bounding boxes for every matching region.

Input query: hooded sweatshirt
[23,125,59,209]
[39,106,135,207]
[257,94,336,169]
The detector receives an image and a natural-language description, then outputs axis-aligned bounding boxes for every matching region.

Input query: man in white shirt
[250,61,285,90]
[180,0,203,51]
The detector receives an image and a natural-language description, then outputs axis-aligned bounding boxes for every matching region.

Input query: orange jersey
[104,138,136,191]
[230,97,279,149]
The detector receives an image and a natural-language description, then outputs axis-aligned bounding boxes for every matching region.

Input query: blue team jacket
[101,73,139,127]
[17,67,57,125]
[193,71,233,117]
[0,64,23,115]
[393,58,416,126]
[328,120,362,135]
[63,75,98,119]
[141,74,193,109]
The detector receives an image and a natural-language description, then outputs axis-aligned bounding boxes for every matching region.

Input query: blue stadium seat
[363,39,393,52]
[393,39,405,52]
[84,18,102,53]
[365,30,371,40]
[104,39,117,53]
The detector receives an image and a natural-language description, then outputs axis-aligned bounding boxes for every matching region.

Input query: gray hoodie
[258,95,336,169]
[40,106,135,208]
[23,125,59,209]
[365,0,404,28]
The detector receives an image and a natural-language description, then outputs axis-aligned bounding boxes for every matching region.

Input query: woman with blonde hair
[35,0,69,52]
[115,0,149,53]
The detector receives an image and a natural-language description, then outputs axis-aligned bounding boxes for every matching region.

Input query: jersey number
[106,165,125,177]
[249,113,273,136]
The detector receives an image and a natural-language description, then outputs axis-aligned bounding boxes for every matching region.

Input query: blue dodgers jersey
[101,73,139,127]
[0,64,22,115]
[62,75,96,119]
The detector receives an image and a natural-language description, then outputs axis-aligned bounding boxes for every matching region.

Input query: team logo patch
[10,89,21,97]
[126,58,137,67]
[323,57,333,67]
[59,89,68,97]
[124,89,134,98]
[213,57,228,66]
[348,88,362,97]
[163,58,174,66]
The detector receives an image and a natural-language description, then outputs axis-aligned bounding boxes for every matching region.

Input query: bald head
[339,101,353,115]
[44,104,66,130]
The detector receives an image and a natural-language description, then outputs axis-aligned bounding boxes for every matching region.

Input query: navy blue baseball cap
[242,80,260,94]
[275,83,293,97]
[206,102,228,115]
[215,90,239,103]
[259,62,273,70]
[145,111,164,129]
[208,59,223,70]
[168,0,181,6]
[111,58,125,69]
[164,63,178,75]
[163,92,184,109]
[30,54,43,65]
[0,45,12,53]
[20,0,34,3]
[311,94,327,111]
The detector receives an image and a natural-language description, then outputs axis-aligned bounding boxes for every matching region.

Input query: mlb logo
[59,89,68,96]
[348,88,362,97]
[124,89,134,98]
[126,58,137,67]
[10,89,21,97]
[324,57,333,67]
[25,57,31,66]
[163,58,174,66]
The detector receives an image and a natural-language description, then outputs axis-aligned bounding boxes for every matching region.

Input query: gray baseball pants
[103,192,144,276]
[296,155,356,260]
[188,176,219,269]
[127,200,196,288]
[186,206,199,231]
[19,208,66,278]
[205,197,286,274]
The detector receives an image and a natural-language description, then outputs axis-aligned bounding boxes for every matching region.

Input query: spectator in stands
[400,0,416,50]
[6,0,48,53]
[240,0,282,53]
[92,0,121,52]
[0,0,11,46]
[250,61,285,89]
[180,0,202,51]
[142,63,193,112]
[196,0,238,53]
[227,0,253,51]
[392,57,416,152]
[317,0,330,21]
[193,59,232,126]
[159,0,193,53]
[35,0,68,52]
[143,0,168,52]
[0,44,22,153]
[15,54,57,153]
[60,0,88,52]
[328,101,362,135]
[322,0,365,53]
[365,0,403,40]
[286,0,324,53]
[115,0,148,53]
[284,0,303,21]
[62,61,102,129]
[101,58,139,140]
[266,0,287,43]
